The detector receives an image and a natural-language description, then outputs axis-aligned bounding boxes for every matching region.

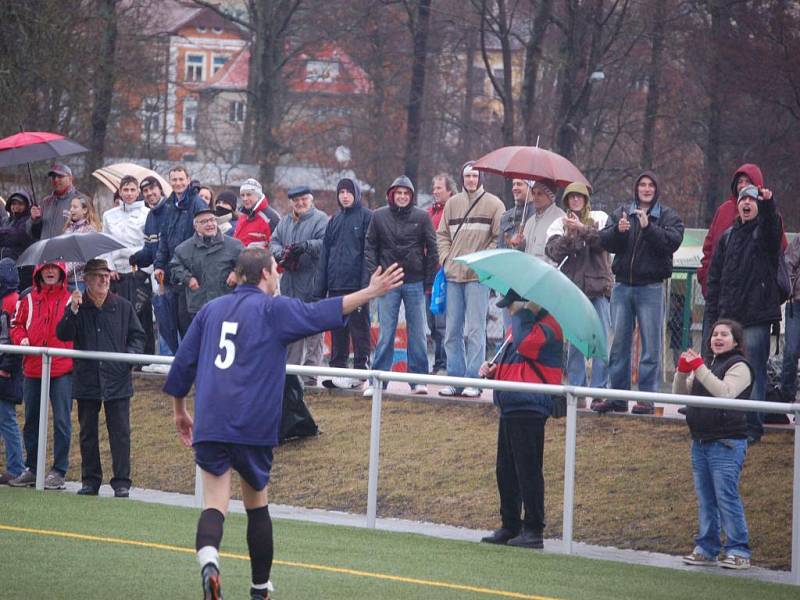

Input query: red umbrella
[0,131,89,204]
[472,146,592,191]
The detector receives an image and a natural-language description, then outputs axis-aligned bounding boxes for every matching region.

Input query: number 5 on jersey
[215,321,239,369]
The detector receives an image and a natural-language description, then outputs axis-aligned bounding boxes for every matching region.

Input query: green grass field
[1,488,796,600]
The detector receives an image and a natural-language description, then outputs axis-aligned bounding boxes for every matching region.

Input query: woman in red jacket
[8,262,74,490]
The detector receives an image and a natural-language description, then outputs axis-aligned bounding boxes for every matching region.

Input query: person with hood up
[697,164,788,345]
[705,184,784,444]
[8,262,74,490]
[363,176,438,396]
[521,180,566,264]
[545,182,612,398]
[269,186,329,387]
[436,161,505,398]
[478,290,563,549]
[314,178,373,390]
[595,172,684,414]
[154,166,208,341]
[0,190,35,290]
[0,259,24,484]
[234,179,280,248]
[214,190,239,236]
[28,163,84,240]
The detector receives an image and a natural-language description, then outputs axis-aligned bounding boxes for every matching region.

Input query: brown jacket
[436,186,505,282]
[545,210,613,299]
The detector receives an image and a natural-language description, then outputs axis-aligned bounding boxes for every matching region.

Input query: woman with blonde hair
[63,195,100,289]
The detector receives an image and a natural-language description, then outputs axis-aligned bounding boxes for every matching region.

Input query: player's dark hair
[235,247,273,284]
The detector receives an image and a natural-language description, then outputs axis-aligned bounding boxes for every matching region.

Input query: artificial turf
[1,488,796,600]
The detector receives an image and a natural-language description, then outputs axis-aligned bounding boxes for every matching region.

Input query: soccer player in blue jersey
[164,247,402,600]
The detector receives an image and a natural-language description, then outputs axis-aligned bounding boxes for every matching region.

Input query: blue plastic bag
[430,267,447,315]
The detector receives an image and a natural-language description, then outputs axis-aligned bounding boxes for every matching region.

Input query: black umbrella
[0,131,89,204]
[17,232,125,268]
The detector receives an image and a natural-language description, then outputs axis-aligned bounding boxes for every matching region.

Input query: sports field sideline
[1,488,796,599]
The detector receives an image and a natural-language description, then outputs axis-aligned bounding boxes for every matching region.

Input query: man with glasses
[29,163,84,240]
[269,186,329,387]
[170,206,242,324]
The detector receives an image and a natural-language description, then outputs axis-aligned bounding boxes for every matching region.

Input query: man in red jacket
[9,262,73,490]
[234,179,279,248]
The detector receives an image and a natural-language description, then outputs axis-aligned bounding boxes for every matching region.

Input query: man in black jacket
[364,176,438,395]
[706,184,782,443]
[57,259,146,497]
[594,171,684,414]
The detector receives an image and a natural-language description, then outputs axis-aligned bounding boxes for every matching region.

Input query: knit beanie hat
[240,178,263,197]
[737,184,759,203]
[532,180,557,203]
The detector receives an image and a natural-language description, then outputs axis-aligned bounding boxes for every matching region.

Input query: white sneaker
[331,377,356,389]
[142,363,170,374]
[362,386,374,396]
[462,386,482,398]
[411,384,428,395]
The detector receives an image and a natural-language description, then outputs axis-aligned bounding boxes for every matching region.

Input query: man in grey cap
[29,163,84,240]
[56,258,146,498]
[269,186,329,386]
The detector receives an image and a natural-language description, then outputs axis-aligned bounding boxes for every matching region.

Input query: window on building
[492,68,505,97]
[213,55,228,74]
[305,60,340,83]
[186,54,204,81]
[183,97,198,132]
[141,96,161,134]
[470,66,486,97]
[229,100,245,123]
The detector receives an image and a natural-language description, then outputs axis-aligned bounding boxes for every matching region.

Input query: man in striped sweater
[478,289,563,549]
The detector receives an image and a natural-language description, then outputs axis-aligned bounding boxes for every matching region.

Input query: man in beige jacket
[436,161,505,397]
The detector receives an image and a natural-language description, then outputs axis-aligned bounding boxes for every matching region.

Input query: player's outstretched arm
[342,263,404,315]
[173,396,194,447]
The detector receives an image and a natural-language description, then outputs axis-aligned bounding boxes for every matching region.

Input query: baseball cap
[48,163,72,177]
[496,289,525,308]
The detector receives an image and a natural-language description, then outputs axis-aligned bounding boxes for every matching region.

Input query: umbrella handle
[487,335,512,368]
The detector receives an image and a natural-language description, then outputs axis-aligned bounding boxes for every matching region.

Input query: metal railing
[2,343,799,585]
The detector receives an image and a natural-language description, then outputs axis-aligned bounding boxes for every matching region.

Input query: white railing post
[562,392,578,554]
[34,353,52,491]
[194,465,204,507]
[791,415,800,585]
[366,374,384,528]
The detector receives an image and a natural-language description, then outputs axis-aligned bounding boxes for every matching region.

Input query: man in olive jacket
[169,207,243,319]
[56,259,146,498]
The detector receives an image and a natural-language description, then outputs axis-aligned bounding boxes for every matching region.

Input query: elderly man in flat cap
[269,186,329,386]
[57,258,146,498]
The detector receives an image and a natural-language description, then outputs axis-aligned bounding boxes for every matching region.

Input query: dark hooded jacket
[131,195,169,268]
[705,193,784,327]
[364,175,438,287]
[313,178,373,297]
[0,191,35,262]
[599,171,684,285]
[697,163,788,297]
[0,259,22,403]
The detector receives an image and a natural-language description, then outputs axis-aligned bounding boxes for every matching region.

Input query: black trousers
[329,300,371,371]
[77,397,131,490]
[496,412,547,533]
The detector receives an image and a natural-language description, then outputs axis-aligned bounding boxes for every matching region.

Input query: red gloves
[677,355,705,373]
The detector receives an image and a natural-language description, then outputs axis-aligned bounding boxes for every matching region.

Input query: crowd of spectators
[0,158,796,573]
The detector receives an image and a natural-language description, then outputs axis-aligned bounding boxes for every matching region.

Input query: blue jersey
[163,285,346,446]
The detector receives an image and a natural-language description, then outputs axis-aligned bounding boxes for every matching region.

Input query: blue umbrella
[455,249,608,360]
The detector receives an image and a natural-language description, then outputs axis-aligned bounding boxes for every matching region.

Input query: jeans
[497,413,547,532]
[566,295,611,388]
[607,282,665,405]
[781,301,800,400]
[691,439,750,559]
[330,299,371,371]
[77,397,131,490]
[444,280,490,383]
[0,399,24,476]
[22,374,73,475]
[743,324,770,440]
[373,282,429,378]
[426,296,447,370]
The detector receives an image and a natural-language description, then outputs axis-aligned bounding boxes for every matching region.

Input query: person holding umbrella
[0,190,36,290]
[478,290,564,549]
[29,164,84,240]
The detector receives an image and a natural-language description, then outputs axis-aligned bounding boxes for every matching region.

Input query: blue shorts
[194,442,274,491]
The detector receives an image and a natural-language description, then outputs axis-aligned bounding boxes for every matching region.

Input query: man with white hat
[234,178,280,248]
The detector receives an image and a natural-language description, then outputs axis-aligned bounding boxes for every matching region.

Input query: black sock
[196,508,225,555]
[246,505,273,587]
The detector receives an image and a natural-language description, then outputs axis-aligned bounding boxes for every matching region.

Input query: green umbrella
[455,249,608,360]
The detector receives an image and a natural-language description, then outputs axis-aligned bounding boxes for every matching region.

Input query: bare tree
[402,0,433,184]
[520,0,553,145]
